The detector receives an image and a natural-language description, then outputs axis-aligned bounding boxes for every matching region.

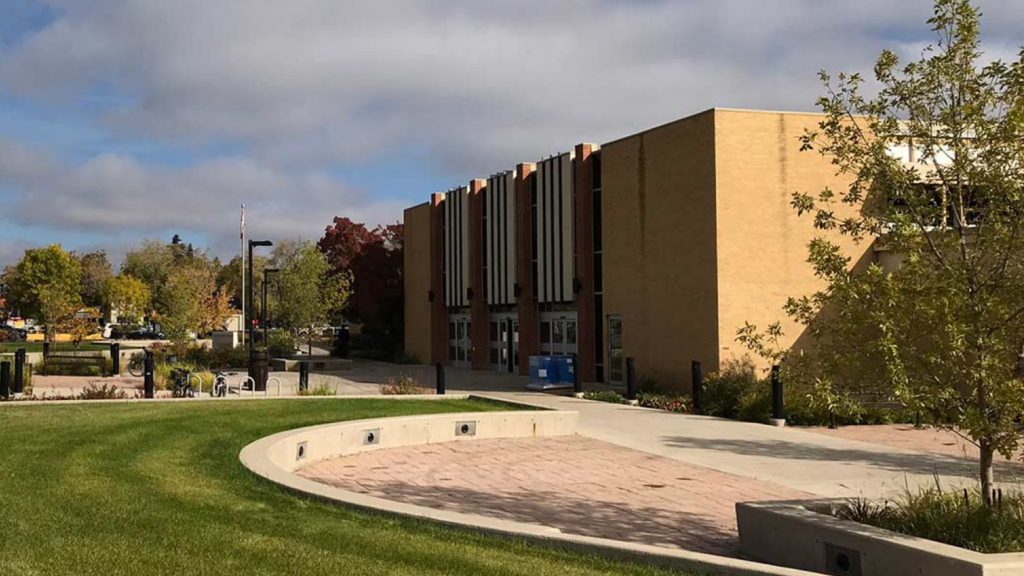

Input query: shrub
[737,387,771,424]
[701,357,761,419]
[149,343,248,371]
[636,392,690,413]
[35,357,113,377]
[267,330,296,358]
[78,383,129,400]
[298,384,335,396]
[581,390,628,404]
[380,375,432,395]
[834,487,1024,553]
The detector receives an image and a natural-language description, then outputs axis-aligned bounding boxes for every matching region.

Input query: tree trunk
[980,438,996,507]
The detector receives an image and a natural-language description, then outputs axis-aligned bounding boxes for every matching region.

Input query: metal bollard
[42,342,50,375]
[691,360,703,414]
[110,343,120,375]
[1,361,10,400]
[299,361,309,393]
[771,365,784,423]
[572,353,582,395]
[14,349,25,395]
[435,362,445,395]
[626,357,636,402]
[144,350,155,399]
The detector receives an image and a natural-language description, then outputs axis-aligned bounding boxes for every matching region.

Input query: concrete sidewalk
[470,390,1024,500]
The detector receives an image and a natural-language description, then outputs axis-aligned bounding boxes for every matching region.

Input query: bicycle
[127,352,145,377]
[211,371,234,398]
[171,368,195,398]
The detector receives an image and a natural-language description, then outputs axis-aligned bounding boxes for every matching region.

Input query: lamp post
[262,268,279,352]
[248,239,273,391]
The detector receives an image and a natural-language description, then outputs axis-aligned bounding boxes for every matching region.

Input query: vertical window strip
[538,161,546,304]
[548,157,556,303]
[563,154,574,302]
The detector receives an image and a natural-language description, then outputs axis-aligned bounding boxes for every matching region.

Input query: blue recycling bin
[528,355,559,387]
[557,355,575,384]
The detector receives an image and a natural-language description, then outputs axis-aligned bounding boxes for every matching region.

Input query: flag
[240,203,245,240]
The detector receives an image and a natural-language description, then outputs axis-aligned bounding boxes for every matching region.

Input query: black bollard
[435,362,446,395]
[691,360,703,414]
[572,353,582,395]
[110,343,120,376]
[42,341,50,376]
[1,361,10,400]
[144,350,155,399]
[626,357,636,402]
[14,349,25,395]
[299,361,309,392]
[771,365,784,421]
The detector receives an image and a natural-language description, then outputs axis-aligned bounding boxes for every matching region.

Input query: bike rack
[267,376,282,397]
[242,376,256,398]
[187,373,203,397]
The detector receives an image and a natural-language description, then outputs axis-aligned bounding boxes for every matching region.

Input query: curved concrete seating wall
[249,409,578,474]
[240,404,819,576]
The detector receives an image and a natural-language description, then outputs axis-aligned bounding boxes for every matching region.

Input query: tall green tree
[76,251,113,308]
[274,241,351,337]
[122,237,220,320]
[101,275,151,327]
[216,254,267,312]
[1,245,82,329]
[743,0,1024,503]
[161,263,229,341]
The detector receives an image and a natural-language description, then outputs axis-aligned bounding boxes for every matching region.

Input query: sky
[0,0,1021,268]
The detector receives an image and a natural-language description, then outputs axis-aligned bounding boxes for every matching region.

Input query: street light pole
[247,240,273,391]
[262,268,279,352]
[247,240,273,357]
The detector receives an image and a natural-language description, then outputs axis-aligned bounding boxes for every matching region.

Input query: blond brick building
[404,108,868,391]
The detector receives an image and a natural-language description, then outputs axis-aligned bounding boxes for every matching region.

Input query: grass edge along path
[0,398,691,576]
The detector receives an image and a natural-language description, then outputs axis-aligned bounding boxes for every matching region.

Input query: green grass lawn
[0,398,684,576]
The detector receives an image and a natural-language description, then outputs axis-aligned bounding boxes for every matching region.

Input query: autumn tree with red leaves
[318,218,405,358]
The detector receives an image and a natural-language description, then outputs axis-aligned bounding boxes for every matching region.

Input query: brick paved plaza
[298,435,808,556]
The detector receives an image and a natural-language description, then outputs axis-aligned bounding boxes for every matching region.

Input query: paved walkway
[475,390,1024,499]
[298,435,808,556]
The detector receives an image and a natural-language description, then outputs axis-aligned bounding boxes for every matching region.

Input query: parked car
[102,323,120,339]
[0,325,26,342]
[127,327,165,340]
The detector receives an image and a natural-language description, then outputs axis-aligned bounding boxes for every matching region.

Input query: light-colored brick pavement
[805,424,1024,462]
[297,435,809,556]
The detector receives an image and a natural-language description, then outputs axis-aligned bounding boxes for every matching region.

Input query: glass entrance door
[490,316,519,373]
[540,314,578,356]
[607,315,623,384]
[448,316,471,368]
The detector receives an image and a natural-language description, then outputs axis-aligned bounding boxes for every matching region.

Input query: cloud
[0,0,1021,267]
[7,0,1021,174]
[0,144,403,264]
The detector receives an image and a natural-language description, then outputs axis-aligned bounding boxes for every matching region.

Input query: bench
[43,354,108,377]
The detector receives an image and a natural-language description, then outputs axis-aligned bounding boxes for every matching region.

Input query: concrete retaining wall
[737,500,1024,576]
[261,409,578,472]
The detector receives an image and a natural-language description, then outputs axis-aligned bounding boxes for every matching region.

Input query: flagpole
[240,203,246,348]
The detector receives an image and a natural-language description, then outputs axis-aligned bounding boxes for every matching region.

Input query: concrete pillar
[468,179,490,371]
[574,144,599,383]
[429,193,448,365]
[515,163,539,375]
